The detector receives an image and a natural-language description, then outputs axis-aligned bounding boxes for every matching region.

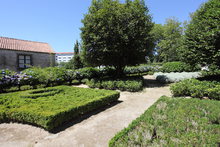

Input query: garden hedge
[86,76,144,92]
[170,79,220,100]
[109,96,220,146]
[161,62,199,73]
[0,86,120,131]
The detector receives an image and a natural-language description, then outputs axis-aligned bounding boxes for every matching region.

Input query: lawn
[109,96,220,146]
[0,86,120,131]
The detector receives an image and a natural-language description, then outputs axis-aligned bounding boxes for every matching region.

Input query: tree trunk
[115,65,125,78]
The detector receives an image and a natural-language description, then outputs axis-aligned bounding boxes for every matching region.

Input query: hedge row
[170,79,220,100]
[86,76,144,92]
[0,86,120,130]
[124,64,161,75]
[109,96,220,146]
[161,62,200,73]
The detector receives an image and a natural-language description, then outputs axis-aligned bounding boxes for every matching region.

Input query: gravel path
[0,75,171,147]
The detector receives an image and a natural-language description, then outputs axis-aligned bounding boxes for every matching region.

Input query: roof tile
[0,37,55,53]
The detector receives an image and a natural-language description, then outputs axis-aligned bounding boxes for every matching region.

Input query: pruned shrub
[0,86,120,130]
[86,76,144,92]
[170,79,220,100]
[161,62,199,73]
[109,96,220,146]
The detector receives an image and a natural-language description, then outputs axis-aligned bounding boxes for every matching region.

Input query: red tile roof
[0,37,55,53]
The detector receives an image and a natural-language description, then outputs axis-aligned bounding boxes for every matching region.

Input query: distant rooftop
[56,52,74,54]
[0,36,55,53]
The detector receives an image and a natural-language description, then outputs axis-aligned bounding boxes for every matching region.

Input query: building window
[18,55,32,69]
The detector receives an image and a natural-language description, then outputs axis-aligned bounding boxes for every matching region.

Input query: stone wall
[0,49,55,71]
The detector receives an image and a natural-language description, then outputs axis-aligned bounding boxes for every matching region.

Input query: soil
[0,75,171,147]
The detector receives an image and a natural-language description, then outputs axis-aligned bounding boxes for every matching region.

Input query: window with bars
[18,55,32,69]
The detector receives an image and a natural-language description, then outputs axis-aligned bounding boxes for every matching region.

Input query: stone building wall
[0,49,55,71]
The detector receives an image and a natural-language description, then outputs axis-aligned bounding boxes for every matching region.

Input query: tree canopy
[81,0,153,76]
[155,18,183,62]
[180,0,220,68]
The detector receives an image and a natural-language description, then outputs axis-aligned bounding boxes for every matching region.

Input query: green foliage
[81,0,153,76]
[0,86,120,130]
[86,76,144,92]
[170,79,220,100]
[161,62,199,72]
[23,67,66,86]
[156,18,183,62]
[124,64,161,75]
[20,88,62,99]
[72,40,83,69]
[180,0,220,68]
[109,96,220,146]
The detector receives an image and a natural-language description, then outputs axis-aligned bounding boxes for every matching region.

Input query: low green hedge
[0,86,120,130]
[161,62,199,73]
[86,76,144,92]
[20,88,63,99]
[109,96,220,146]
[170,79,220,100]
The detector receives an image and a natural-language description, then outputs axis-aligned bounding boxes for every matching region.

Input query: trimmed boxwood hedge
[86,76,144,92]
[170,79,220,100]
[161,62,199,73]
[0,86,119,131]
[109,96,220,146]
[20,88,63,99]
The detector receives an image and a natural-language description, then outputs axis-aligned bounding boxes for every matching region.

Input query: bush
[20,88,63,99]
[0,86,120,130]
[154,72,201,83]
[170,79,220,100]
[161,62,199,73]
[124,64,161,75]
[86,76,144,92]
[109,96,220,146]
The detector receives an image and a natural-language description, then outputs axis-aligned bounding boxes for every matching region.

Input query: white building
[56,52,74,63]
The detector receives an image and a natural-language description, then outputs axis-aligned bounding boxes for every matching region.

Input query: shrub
[170,79,220,100]
[161,62,199,72]
[0,86,120,130]
[109,96,220,146]
[124,65,161,75]
[86,76,144,92]
[20,88,63,99]
[154,72,201,83]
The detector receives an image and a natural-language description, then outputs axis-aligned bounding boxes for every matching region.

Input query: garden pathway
[0,75,171,147]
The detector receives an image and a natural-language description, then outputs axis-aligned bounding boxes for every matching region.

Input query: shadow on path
[143,78,168,88]
[50,100,122,134]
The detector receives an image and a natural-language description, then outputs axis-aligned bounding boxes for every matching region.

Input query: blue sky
[0,0,207,53]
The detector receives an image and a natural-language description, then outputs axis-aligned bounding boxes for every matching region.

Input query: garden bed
[86,76,144,92]
[0,86,120,131]
[109,96,220,146]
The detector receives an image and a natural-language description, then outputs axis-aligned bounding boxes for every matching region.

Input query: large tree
[180,0,220,68]
[81,0,153,76]
[156,17,183,62]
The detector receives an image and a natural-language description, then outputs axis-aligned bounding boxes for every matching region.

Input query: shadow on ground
[50,100,122,134]
[143,78,167,88]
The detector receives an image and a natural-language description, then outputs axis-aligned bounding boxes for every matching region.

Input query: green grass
[109,96,220,146]
[0,86,119,131]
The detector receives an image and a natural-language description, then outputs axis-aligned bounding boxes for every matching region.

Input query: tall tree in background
[150,23,164,62]
[72,40,83,69]
[180,0,220,68]
[156,17,183,62]
[81,0,153,76]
